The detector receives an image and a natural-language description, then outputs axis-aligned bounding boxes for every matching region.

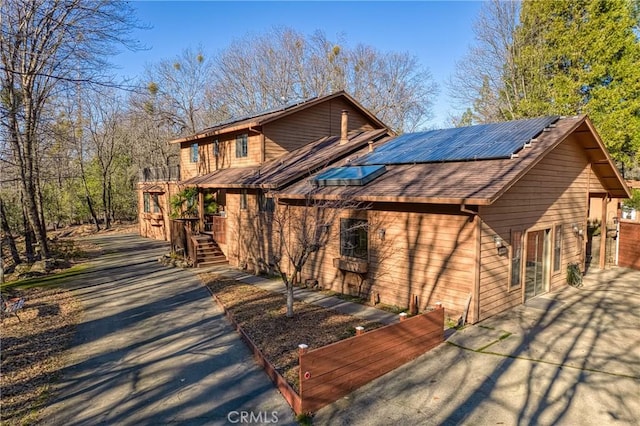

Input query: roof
[169,91,387,144]
[138,183,166,193]
[357,116,559,164]
[180,129,390,189]
[278,115,631,205]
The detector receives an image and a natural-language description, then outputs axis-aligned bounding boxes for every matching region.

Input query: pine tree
[512,0,640,165]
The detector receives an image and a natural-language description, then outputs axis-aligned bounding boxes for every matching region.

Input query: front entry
[525,229,550,301]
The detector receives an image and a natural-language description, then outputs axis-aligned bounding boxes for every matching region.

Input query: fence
[297,307,444,413]
[210,290,445,415]
[618,220,640,270]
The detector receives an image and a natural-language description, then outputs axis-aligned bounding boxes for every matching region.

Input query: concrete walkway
[40,234,296,426]
[313,267,640,425]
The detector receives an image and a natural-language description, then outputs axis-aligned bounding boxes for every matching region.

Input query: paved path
[314,267,640,426]
[40,233,295,426]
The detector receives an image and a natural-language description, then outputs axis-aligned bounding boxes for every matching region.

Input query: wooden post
[355,326,364,336]
[298,343,308,356]
[410,294,419,315]
[599,196,608,269]
[399,312,408,321]
[198,190,205,233]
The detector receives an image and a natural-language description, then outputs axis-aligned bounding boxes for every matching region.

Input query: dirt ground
[0,288,83,425]
[201,274,382,392]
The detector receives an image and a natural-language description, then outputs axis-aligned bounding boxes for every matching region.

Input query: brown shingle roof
[169,91,387,144]
[277,116,630,204]
[180,129,391,189]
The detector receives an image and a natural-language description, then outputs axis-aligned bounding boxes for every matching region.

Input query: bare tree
[83,89,130,229]
[448,0,521,123]
[0,0,140,257]
[269,196,366,318]
[213,27,438,132]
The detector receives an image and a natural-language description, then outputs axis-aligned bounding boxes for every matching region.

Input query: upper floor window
[213,139,219,157]
[236,134,248,158]
[340,218,368,259]
[190,143,199,163]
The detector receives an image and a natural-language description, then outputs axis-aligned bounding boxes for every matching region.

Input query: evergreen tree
[512,0,640,165]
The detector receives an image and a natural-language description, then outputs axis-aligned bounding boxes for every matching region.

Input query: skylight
[312,165,386,187]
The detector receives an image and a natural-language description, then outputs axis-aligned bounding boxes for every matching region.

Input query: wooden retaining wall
[298,307,444,413]
[619,220,640,270]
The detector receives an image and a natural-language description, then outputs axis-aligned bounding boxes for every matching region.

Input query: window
[340,218,368,259]
[235,134,248,158]
[151,194,160,213]
[212,139,219,157]
[143,192,150,213]
[190,143,199,163]
[510,230,523,289]
[553,225,562,272]
[258,190,275,212]
[240,190,247,210]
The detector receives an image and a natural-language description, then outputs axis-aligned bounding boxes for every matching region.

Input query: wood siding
[297,206,476,321]
[478,134,590,320]
[263,98,376,161]
[137,182,178,242]
[224,190,277,271]
[179,132,262,180]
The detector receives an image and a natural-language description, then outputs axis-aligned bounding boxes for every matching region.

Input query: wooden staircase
[191,234,227,268]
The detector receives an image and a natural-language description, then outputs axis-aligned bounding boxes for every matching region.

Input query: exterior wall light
[494,235,507,256]
[377,228,386,240]
[572,223,583,236]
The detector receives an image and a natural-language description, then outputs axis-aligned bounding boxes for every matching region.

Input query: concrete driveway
[39,233,295,425]
[314,268,640,425]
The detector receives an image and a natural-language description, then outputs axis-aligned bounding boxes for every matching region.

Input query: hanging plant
[170,187,199,218]
[203,192,218,215]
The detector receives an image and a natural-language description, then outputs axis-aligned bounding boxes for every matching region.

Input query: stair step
[197,258,229,267]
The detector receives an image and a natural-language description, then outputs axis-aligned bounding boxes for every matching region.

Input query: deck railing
[139,165,180,182]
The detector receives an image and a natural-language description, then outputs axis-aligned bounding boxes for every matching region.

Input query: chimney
[340,110,349,145]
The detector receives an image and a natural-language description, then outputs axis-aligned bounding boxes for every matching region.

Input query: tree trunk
[79,160,101,231]
[0,197,21,265]
[22,203,35,263]
[286,281,294,318]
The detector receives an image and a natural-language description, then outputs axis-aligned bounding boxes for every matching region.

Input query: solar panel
[313,165,386,187]
[357,116,560,165]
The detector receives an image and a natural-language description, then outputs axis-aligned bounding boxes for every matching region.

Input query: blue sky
[114,1,483,128]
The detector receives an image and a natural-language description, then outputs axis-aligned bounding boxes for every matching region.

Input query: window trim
[553,224,562,274]
[235,134,248,158]
[340,218,369,260]
[509,229,523,291]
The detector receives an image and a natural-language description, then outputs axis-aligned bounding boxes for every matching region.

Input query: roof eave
[274,191,492,206]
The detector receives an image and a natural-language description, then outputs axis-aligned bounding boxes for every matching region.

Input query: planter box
[333,257,368,273]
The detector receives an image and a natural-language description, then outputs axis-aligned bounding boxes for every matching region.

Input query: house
[139,95,630,323]
[136,91,389,265]
[267,115,630,323]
